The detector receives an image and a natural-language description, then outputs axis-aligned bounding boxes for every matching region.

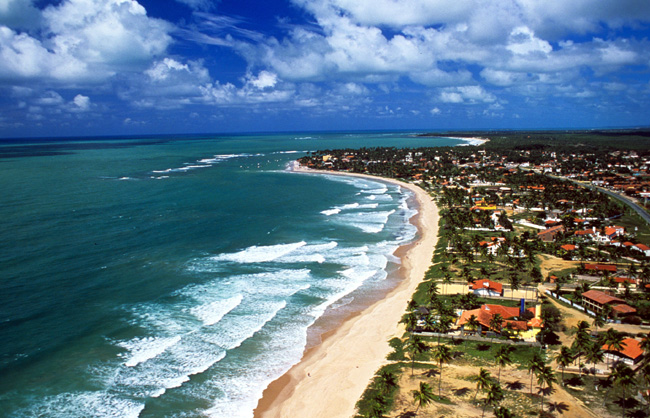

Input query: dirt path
[538,254,581,279]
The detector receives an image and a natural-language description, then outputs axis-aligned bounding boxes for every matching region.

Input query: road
[544,172,650,226]
[594,186,650,225]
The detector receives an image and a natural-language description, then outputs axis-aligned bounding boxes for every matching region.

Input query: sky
[1,0,650,138]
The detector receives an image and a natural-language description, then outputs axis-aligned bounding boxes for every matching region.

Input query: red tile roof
[602,338,644,360]
[582,289,625,305]
[612,304,637,314]
[458,304,536,332]
[471,279,503,294]
[561,244,577,251]
[584,264,617,272]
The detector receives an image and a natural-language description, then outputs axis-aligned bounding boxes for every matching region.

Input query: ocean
[0,132,464,418]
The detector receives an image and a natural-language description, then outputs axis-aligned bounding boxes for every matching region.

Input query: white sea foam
[203,318,309,418]
[190,294,243,326]
[357,203,379,209]
[340,203,360,210]
[17,392,145,418]
[118,336,182,367]
[151,153,259,176]
[321,208,341,216]
[337,209,396,234]
[202,300,288,350]
[114,339,227,398]
[361,187,388,195]
[366,194,394,202]
[210,242,307,263]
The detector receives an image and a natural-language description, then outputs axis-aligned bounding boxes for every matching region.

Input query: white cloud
[0,0,173,83]
[439,86,496,104]
[507,27,552,56]
[35,91,64,106]
[72,94,90,110]
[247,71,278,89]
[430,107,441,115]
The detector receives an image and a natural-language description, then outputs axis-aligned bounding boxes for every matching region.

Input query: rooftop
[582,289,625,305]
[602,338,644,360]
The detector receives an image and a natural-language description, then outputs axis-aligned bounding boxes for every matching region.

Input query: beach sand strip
[254,166,439,418]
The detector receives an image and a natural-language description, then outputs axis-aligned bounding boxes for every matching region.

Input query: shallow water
[0,132,461,417]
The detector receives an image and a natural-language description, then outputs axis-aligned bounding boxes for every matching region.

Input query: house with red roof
[469,279,503,297]
[575,228,597,240]
[537,225,565,242]
[581,289,636,318]
[633,243,650,257]
[457,304,542,340]
[602,338,644,366]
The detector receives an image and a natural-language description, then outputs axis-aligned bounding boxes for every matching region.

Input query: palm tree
[482,382,504,418]
[527,352,544,396]
[571,321,590,377]
[376,370,398,394]
[466,314,481,336]
[592,312,606,335]
[554,345,574,385]
[442,272,452,295]
[639,332,650,366]
[400,311,418,332]
[412,381,435,412]
[434,315,455,346]
[427,282,439,305]
[536,365,557,413]
[508,273,520,298]
[601,328,625,368]
[489,314,504,335]
[494,345,514,383]
[405,335,429,376]
[407,298,419,312]
[584,341,604,372]
[473,368,493,401]
[608,362,636,418]
[432,344,453,397]
[600,303,613,321]
[494,406,515,418]
[639,363,650,416]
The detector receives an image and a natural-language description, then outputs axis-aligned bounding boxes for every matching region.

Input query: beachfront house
[457,303,542,341]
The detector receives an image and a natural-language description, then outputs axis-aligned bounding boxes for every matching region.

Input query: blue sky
[1,0,650,137]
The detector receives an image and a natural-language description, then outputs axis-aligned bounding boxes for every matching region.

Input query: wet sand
[254,166,439,418]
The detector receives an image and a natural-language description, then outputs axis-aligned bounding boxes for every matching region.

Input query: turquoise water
[0,132,462,417]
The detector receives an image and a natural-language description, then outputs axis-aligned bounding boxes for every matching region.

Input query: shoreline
[447,136,490,146]
[254,164,439,418]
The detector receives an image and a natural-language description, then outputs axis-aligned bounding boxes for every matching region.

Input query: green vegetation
[317,131,650,417]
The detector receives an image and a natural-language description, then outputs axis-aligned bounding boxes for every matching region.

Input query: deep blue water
[0,132,462,417]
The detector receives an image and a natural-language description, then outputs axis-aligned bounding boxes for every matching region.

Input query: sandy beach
[254,165,439,418]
